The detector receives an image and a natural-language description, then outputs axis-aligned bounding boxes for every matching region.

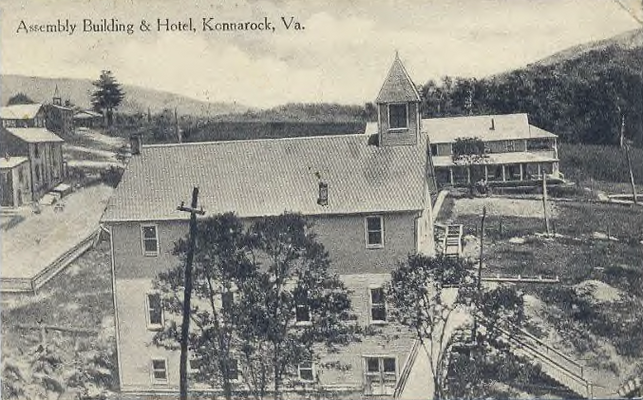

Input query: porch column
[502,165,506,182]
[537,164,542,178]
[484,165,488,181]
[519,164,524,181]
[467,167,471,184]
[449,168,454,186]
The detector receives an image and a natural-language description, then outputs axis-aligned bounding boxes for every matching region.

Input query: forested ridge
[419,30,643,146]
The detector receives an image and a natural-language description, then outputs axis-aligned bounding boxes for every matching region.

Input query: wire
[612,0,643,26]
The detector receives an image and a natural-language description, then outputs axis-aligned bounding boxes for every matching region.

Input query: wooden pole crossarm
[177,205,206,215]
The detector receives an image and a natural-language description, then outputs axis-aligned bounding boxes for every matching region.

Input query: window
[191,356,239,381]
[18,168,23,183]
[146,293,164,329]
[34,144,39,158]
[388,104,408,129]
[370,288,387,323]
[35,165,40,183]
[225,358,239,381]
[364,357,397,395]
[295,301,311,324]
[141,225,159,256]
[527,138,554,151]
[150,358,168,384]
[221,291,234,311]
[505,140,516,152]
[188,358,201,374]
[298,362,315,382]
[430,144,438,156]
[365,216,384,248]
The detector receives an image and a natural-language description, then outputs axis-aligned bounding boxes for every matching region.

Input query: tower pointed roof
[53,84,60,98]
[376,54,421,104]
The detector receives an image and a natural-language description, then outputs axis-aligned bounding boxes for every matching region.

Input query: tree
[1,355,28,400]
[387,254,525,400]
[154,213,251,400]
[66,334,118,400]
[154,213,360,400]
[387,254,476,400]
[7,92,35,105]
[452,137,488,195]
[445,285,527,399]
[238,214,359,400]
[91,70,125,127]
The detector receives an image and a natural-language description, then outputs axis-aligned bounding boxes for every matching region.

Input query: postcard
[2,1,643,399]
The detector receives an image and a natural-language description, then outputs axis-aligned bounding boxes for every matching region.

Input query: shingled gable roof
[375,55,421,104]
[421,113,558,144]
[4,128,64,143]
[0,103,43,120]
[101,134,429,223]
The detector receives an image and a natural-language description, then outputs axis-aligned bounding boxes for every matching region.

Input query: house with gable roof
[101,55,436,399]
[0,103,65,203]
[0,103,46,129]
[422,113,561,187]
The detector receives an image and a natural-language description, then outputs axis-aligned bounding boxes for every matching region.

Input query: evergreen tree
[7,92,35,105]
[91,70,125,127]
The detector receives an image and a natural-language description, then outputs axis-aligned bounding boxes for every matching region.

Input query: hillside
[1,74,249,117]
[532,28,643,67]
[420,28,643,146]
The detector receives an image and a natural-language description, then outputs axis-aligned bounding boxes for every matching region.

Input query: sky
[1,0,641,108]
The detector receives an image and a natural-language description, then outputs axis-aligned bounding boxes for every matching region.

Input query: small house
[0,156,31,207]
[0,127,64,201]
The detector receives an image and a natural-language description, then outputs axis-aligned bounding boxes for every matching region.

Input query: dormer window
[388,104,408,129]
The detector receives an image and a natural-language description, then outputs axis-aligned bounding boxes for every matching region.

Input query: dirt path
[452,196,558,219]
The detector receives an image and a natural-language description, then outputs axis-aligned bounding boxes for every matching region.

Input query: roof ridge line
[142,132,369,149]
[421,112,528,121]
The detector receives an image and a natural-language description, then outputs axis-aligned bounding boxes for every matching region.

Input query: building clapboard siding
[0,102,65,204]
[0,156,31,207]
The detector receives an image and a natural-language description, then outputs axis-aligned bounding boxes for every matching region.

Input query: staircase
[491,322,593,399]
[394,339,421,399]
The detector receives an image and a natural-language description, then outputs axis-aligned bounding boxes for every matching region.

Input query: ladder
[443,224,463,258]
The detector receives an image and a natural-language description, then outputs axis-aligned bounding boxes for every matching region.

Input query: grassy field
[1,239,114,343]
[1,239,118,397]
[559,142,643,185]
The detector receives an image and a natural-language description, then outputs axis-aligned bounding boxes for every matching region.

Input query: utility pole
[473,205,486,343]
[542,175,551,237]
[175,107,182,143]
[177,187,205,400]
[620,113,638,205]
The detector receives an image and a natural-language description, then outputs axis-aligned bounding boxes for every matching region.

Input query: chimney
[490,118,495,131]
[317,181,328,206]
[130,135,142,155]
